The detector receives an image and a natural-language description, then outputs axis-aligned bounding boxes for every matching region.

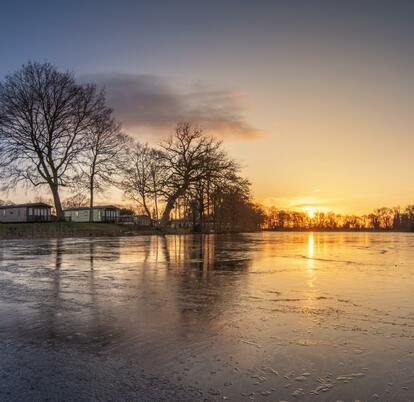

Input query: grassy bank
[0,222,158,239]
[0,222,260,239]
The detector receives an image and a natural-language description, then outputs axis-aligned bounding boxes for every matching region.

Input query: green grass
[0,222,137,238]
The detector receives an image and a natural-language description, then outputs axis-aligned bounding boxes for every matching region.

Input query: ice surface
[0,232,413,401]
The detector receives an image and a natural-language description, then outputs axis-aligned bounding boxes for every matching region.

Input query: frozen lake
[1,232,414,401]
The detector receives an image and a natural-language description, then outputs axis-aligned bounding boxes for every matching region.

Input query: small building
[64,205,120,223]
[0,203,52,223]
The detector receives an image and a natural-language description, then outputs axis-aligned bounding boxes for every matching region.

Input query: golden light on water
[307,231,315,269]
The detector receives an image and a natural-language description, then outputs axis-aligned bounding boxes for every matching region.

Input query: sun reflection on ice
[308,232,314,267]
[307,232,315,287]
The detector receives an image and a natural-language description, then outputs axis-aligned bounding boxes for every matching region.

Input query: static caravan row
[0,204,134,224]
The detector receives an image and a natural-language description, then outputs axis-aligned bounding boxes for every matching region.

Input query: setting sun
[304,206,316,219]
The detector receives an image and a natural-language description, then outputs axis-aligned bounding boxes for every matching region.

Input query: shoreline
[0,222,159,240]
[0,222,259,240]
[0,222,413,240]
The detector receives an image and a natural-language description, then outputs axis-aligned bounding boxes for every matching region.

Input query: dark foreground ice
[1,232,414,401]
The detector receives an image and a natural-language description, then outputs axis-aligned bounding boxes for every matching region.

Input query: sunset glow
[304,206,316,219]
[1,2,414,214]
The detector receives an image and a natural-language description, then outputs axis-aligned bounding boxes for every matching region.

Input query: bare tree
[149,149,164,222]
[0,62,106,220]
[117,122,258,232]
[187,147,239,231]
[158,122,221,227]
[79,109,126,222]
[120,142,164,224]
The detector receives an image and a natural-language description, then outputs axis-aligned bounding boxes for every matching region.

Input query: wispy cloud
[262,195,334,211]
[81,73,260,140]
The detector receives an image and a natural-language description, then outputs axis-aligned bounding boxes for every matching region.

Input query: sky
[1,0,414,214]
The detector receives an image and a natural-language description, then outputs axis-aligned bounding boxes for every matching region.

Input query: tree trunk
[50,183,64,221]
[154,192,159,223]
[160,190,184,228]
[143,199,153,226]
[199,206,204,233]
[192,201,197,230]
[198,193,204,233]
[152,173,159,223]
[89,178,94,223]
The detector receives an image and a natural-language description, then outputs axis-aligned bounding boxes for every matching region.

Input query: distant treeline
[264,206,414,231]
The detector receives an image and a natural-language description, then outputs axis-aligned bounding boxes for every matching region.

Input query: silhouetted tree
[0,62,106,220]
[212,180,264,232]
[158,122,221,227]
[79,109,125,222]
[120,142,164,224]
[187,144,238,231]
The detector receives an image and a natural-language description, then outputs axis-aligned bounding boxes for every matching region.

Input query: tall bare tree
[79,109,125,222]
[120,142,164,224]
[158,122,220,227]
[0,62,106,220]
[185,145,238,231]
